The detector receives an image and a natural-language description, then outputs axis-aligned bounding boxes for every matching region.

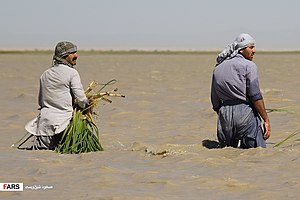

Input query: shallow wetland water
[0,52,299,199]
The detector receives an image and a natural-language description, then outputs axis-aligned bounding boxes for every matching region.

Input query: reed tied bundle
[56,79,125,154]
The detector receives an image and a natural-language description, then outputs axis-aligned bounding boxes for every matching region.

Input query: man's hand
[263,120,271,140]
[252,99,271,140]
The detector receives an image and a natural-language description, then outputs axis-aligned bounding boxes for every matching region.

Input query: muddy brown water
[0,52,299,199]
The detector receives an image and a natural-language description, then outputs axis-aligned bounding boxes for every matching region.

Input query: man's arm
[211,74,221,112]
[252,99,271,140]
[70,70,89,109]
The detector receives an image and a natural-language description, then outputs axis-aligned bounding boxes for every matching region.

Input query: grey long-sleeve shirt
[25,64,88,136]
[211,54,263,112]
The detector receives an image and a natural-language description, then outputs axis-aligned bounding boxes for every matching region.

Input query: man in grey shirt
[25,41,89,150]
[211,33,271,148]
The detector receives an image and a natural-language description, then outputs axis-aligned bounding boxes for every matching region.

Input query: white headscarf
[216,33,255,65]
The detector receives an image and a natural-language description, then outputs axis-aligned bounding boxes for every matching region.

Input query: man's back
[39,64,76,112]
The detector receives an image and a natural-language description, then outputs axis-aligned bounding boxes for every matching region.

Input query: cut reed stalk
[56,79,125,154]
[266,106,299,114]
[273,129,300,148]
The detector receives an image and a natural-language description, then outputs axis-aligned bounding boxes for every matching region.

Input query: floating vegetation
[267,106,300,148]
[56,79,125,154]
[273,129,300,148]
[266,106,299,114]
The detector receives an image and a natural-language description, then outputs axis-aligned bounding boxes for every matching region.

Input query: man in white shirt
[25,41,89,150]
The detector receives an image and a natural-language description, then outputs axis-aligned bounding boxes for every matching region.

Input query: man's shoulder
[53,64,78,72]
[42,64,78,77]
[55,63,76,68]
[234,55,257,66]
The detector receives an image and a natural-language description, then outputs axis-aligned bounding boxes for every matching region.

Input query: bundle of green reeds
[56,79,125,154]
[56,108,102,153]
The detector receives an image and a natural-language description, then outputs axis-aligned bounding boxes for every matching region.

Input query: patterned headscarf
[216,33,255,65]
[53,41,77,66]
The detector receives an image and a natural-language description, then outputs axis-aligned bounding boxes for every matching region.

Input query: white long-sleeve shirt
[25,64,88,136]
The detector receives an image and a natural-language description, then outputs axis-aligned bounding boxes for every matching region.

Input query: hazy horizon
[1,0,300,51]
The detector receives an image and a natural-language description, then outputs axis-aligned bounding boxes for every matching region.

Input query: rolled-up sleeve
[246,63,263,101]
